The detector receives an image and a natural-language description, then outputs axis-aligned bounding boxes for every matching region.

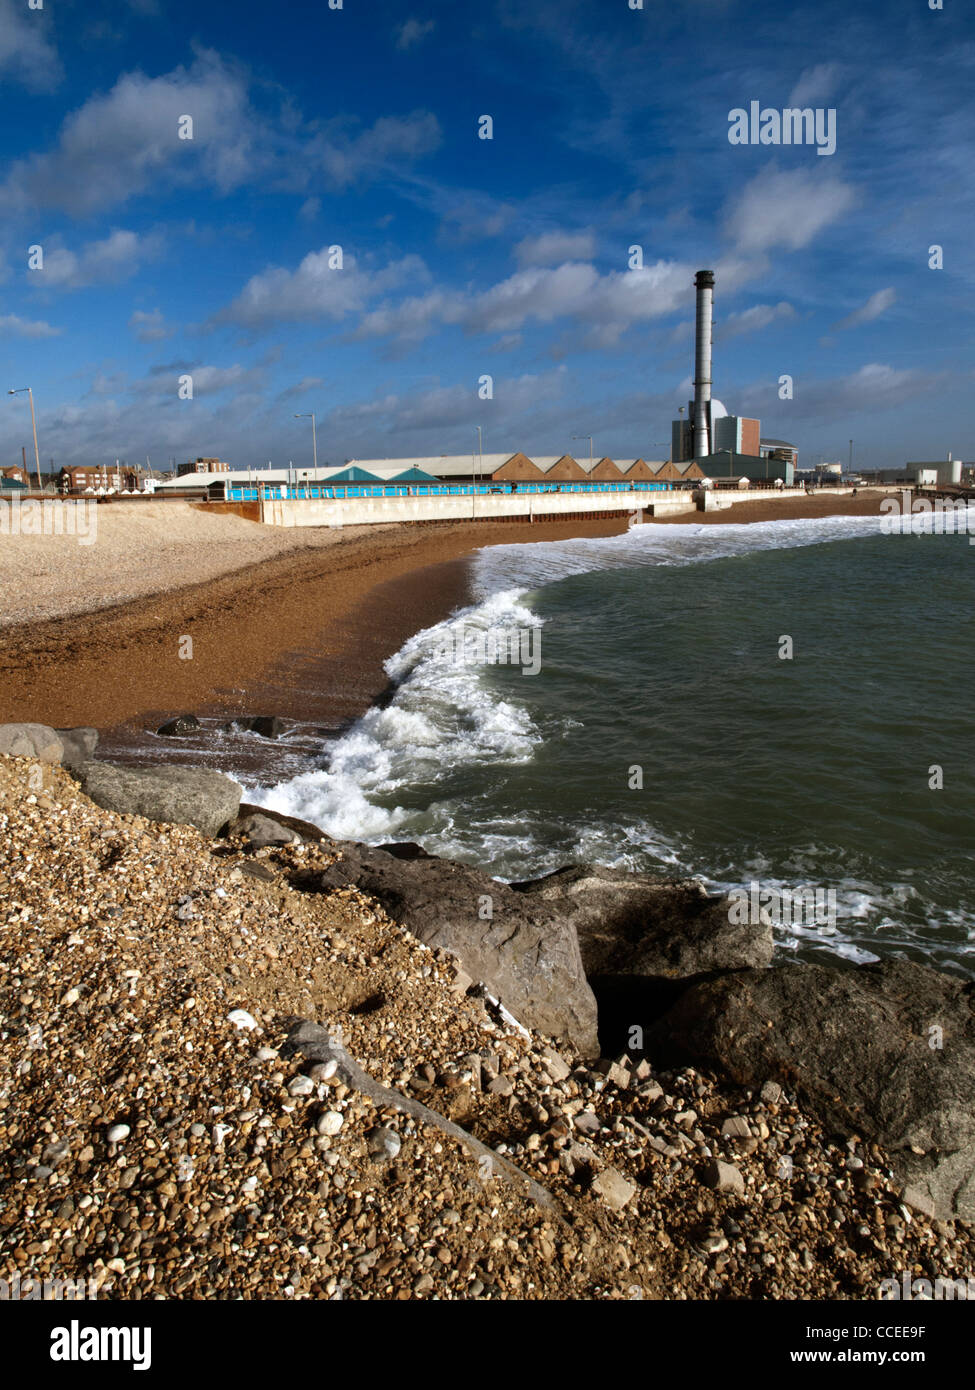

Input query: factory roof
[759,437,796,448]
[388,466,441,482]
[348,455,515,477]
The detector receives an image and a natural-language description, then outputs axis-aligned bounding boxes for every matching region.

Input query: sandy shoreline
[0,492,888,744]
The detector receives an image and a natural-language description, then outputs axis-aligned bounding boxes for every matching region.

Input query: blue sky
[0,0,972,471]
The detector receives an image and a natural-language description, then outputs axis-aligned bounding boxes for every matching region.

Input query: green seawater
[255,516,975,972]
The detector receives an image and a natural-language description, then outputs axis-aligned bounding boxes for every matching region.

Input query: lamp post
[573,434,594,478]
[8,387,41,490]
[294,413,317,476]
[474,425,483,518]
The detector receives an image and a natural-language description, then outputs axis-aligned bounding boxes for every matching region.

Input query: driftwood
[284,1019,555,1210]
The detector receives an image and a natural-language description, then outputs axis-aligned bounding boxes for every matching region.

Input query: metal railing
[225,479,675,502]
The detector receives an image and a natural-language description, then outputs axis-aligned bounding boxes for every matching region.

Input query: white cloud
[788,63,842,109]
[356,257,692,343]
[724,167,855,254]
[128,308,171,342]
[719,301,796,338]
[34,230,157,291]
[279,376,324,401]
[0,312,61,338]
[0,51,258,217]
[218,249,430,329]
[311,112,441,187]
[832,287,896,332]
[394,18,436,50]
[0,0,62,91]
[515,230,596,267]
[0,51,440,217]
[739,361,933,422]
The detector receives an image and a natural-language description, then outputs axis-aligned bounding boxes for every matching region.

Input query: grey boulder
[235,812,301,848]
[509,864,773,977]
[310,842,599,1057]
[55,727,99,771]
[0,723,63,764]
[649,958,975,1221]
[156,714,202,737]
[233,803,326,844]
[76,760,242,837]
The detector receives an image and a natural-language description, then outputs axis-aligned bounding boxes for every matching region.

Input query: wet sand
[0,516,630,750]
[0,492,891,769]
[651,492,891,525]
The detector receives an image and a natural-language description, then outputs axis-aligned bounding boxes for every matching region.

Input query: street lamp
[8,387,41,490]
[572,434,594,476]
[474,425,483,517]
[294,413,317,474]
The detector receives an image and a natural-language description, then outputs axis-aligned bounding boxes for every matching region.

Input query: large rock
[76,760,241,837]
[55,727,99,771]
[156,714,202,737]
[649,959,975,1221]
[232,715,290,739]
[232,803,326,844]
[234,812,301,848]
[509,864,773,977]
[0,723,63,764]
[308,843,599,1057]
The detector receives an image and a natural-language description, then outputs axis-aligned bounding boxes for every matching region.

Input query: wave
[243,512,885,847]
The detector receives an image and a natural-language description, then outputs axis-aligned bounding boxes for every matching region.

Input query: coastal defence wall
[260,488,698,527]
[256,484,859,528]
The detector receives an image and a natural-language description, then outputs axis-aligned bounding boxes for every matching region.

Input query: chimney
[693,269,715,459]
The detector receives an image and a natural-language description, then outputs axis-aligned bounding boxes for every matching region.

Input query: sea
[244,510,975,976]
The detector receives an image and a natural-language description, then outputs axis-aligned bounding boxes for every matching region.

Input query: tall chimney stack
[693,269,715,460]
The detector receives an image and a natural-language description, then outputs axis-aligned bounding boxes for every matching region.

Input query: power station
[672,269,796,485]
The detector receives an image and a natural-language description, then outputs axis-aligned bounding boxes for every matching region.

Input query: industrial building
[759,438,798,469]
[153,452,706,495]
[907,459,967,486]
[670,269,797,484]
[177,457,229,477]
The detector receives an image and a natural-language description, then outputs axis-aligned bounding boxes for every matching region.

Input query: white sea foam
[244,515,885,846]
[240,513,973,971]
[244,587,545,839]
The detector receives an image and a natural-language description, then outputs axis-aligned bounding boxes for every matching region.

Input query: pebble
[2,756,970,1306]
[592,1167,637,1212]
[227,1009,259,1031]
[702,1159,746,1195]
[106,1123,130,1144]
[366,1127,401,1161]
